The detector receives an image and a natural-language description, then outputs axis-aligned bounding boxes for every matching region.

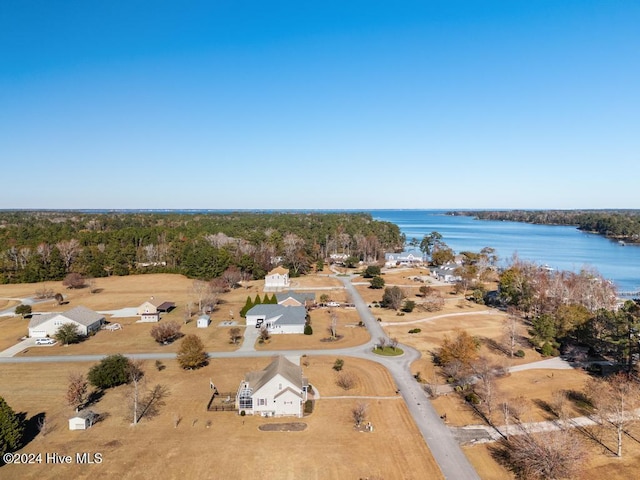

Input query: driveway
[0,337,37,357]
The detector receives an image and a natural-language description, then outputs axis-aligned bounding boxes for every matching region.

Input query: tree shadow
[18,411,46,447]
[532,399,557,420]
[481,337,509,356]
[84,389,105,408]
[565,389,593,416]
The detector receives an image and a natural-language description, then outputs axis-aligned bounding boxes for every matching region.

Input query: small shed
[69,410,98,430]
[197,314,211,328]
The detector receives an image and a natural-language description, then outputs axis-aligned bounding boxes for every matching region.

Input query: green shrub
[304,324,313,335]
[408,328,422,334]
[333,359,344,372]
[240,410,246,417]
[465,392,481,405]
[304,400,314,414]
[540,342,559,357]
[515,349,525,358]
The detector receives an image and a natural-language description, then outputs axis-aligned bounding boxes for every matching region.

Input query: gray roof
[276,291,315,305]
[29,306,104,329]
[246,304,306,326]
[246,356,303,393]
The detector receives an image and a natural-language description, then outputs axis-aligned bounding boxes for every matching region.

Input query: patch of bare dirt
[259,422,307,432]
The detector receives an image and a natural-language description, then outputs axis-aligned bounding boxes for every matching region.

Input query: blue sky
[1,1,639,209]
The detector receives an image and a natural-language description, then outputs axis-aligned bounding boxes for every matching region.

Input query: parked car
[326,302,340,307]
[35,338,56,345]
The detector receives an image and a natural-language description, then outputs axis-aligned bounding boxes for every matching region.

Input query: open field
[259,307,370,350]
[0,273,367,356]
[1,357,442,480]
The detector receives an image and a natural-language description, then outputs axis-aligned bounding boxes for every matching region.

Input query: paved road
[0,274,481,480]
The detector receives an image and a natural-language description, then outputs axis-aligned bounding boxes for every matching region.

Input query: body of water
[368,210,640,295]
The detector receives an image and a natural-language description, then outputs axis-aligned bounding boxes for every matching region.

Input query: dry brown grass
[2,357,442,480]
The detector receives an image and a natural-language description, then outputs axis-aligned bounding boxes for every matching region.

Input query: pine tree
[254,294,262,305]
[0,396,24,455]
[240,296,254,318]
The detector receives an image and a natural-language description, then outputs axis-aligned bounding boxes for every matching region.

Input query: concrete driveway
[0,337,37,357]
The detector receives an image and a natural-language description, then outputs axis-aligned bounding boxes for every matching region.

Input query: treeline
[0,211,404,284]
[448,210,640,243]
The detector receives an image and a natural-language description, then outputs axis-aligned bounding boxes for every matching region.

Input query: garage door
[30,330,46,338]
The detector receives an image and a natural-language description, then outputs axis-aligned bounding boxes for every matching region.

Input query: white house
[68,410,98,430]
[28,306,105,338]
[196,314,211,328]
[384,250,426,268]
[245,304,306,334]
[264,266,290,292]
[236,356,308,417]
[431,263,462,283]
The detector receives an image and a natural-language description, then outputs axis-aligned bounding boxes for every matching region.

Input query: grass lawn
[1,356,443,480]
[372,346,404,356]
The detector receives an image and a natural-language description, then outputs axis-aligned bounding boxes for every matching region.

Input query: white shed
[197,314,211,328]
[68,410,98,430]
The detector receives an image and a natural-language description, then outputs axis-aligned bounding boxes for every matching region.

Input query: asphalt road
[0,274,480,480]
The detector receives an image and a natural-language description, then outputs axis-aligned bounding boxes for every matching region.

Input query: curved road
[0,274,480,480]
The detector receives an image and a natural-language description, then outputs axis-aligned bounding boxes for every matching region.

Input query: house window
[278,383,282,390]
[258,398,266,406]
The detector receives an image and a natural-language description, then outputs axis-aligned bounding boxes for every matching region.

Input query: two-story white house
[236,356,308,417]
[384,250,426,268]
[264,266,290,292]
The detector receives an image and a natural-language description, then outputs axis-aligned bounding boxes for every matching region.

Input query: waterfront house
[384,250,426,268]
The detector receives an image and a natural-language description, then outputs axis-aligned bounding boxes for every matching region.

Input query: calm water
[369,210,640,294]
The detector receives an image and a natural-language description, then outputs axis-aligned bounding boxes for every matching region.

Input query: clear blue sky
[1,1,639,210]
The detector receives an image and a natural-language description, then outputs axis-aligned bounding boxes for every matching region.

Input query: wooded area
[0,211,404,284]
[449,210,640,243]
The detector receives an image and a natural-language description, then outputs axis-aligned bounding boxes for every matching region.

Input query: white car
[35,338,56,345]
[326,301,340,307]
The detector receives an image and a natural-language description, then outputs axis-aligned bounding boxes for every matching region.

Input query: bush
[88,354,131,389]
[369,276,385,289]
[465,392,481,405]
[304,399,314,414]
[402,300,416,313]
[333,358,344,372]
[240,410,246,416]
[540,342,559,357]
[363,266,381,278]
[408,328,422,334]
[336,372,357,390]
[515,349,525,358]
[304,324,313,335]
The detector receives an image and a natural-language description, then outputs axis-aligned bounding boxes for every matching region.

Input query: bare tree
[472,356,500,420]
[390,337,399,351]
[150,321,182,344]
[221,266,243,290]
[183,301,194,324]
[503,310,520,358]
[229,327,242,345]
[496,428,586,479]
[588,373,640,457]
[352,402,368,426]
[128,360,145,425]
[190,280,210,313]
[56,239,81,271]
[62,272,86,289]
[66,372,88,411]
[329,311,338,339]
[336,372,358,390]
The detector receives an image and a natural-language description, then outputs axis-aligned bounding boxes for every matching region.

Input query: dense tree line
[0,211,403,284]
[448,210,640,243]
